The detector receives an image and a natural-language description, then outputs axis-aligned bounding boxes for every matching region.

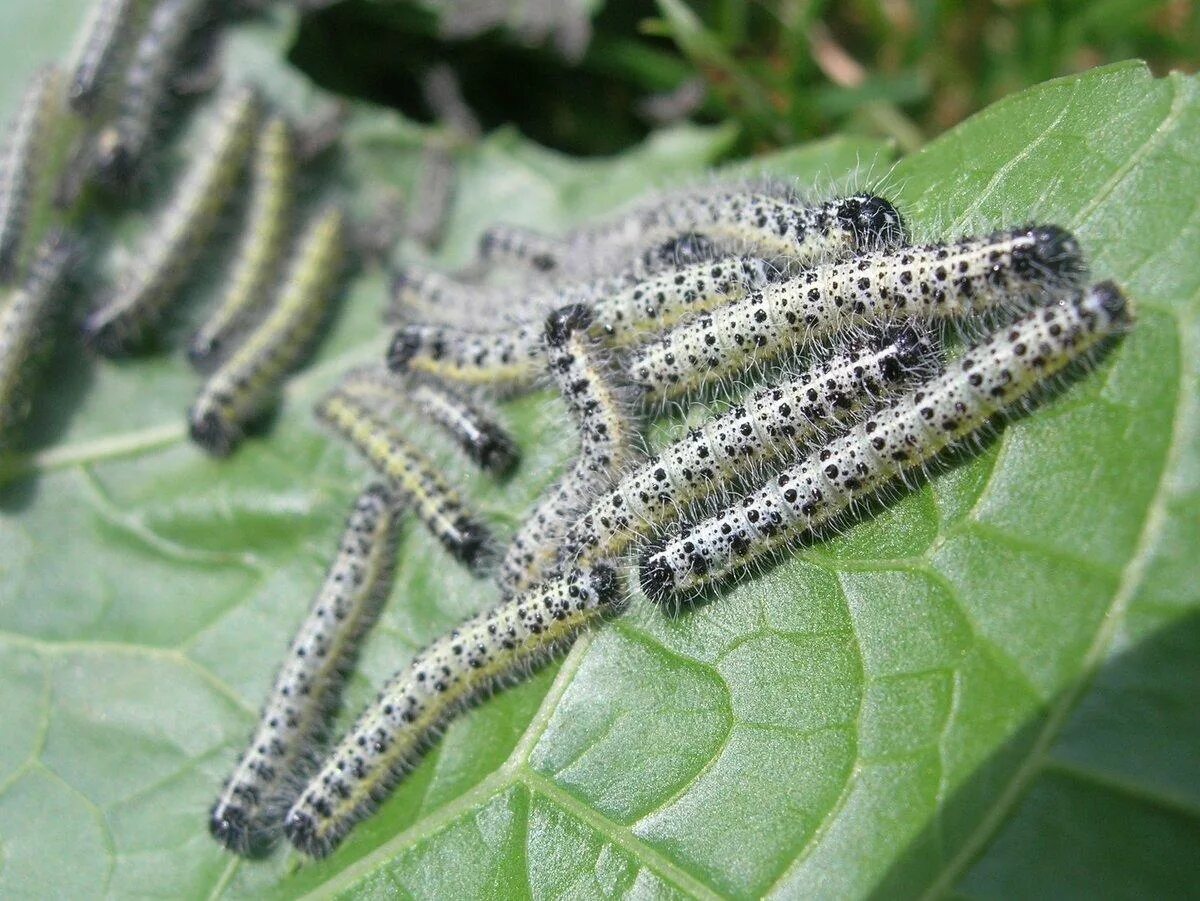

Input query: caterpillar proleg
[639,282,1131,601]
[84,85,260,356]
[209,484,405,855]
[630,225,1084,399]
[562,326,938,567]
[284,563,622,858]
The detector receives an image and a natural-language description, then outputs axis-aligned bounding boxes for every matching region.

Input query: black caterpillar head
[1010,224,1084,283]
[836,195,906,250]
[387,327,424,372]
[544,304,593,347]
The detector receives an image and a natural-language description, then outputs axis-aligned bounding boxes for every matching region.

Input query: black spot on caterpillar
[209,484,405,856]
[639,281,1131,601]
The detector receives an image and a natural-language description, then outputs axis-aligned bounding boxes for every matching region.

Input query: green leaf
[0,4,1195,893]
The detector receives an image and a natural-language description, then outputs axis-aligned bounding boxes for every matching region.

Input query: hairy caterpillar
[0,230,77,442]
[387,255,775,390]
[283,563,622,858]
[189,115,295,366]
[562,326,938,567]
[411,381,519,476]
[477,223,567,274]
[94,0,205,181]
[209,484,405,855]
[481,190,904,281]
[497,305,637,595]
[0,66,66,281]
[630,225,1083,399]
[67,0,135,116]
[189,205,344,456]
[333,366,520,477]
[84,85,260,355]
[639,282,1131,601]
[315,388,495,572]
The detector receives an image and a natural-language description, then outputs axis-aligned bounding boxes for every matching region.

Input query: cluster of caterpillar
[208,169,1132,862]
[0,1,365,451]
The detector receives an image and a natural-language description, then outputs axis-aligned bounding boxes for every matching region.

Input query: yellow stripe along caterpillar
[189,205,345,456]
[94,0,206,181]
[0,66,67,282]
[84,85,260,356]
[630,225,1084,400]
[561,325,939,568]
[189,115,295,366]
[283,563,622,858]
[497,304,637,595]
[209,484,405,856]
[387,255,775,391]
[315,388,496,572]
[639,282,1132,601]
[67,0,136,116]
[0,230,77,443]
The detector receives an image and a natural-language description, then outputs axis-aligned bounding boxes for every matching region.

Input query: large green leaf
[0,2,1195,894]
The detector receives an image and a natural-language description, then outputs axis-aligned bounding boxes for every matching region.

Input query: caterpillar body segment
[497,305,637,595]
[284,564,622,858]
[316,389,495,572]
[189,205,344,456]
[189,116,295,366]
[639,282,1131,601]
[0,66,67,281]
[477,222,567,274]
[631,225,1085,399]
[562,325,939,567]
[0,230,78,442]
[411,381,519,476]
[67,0,136,116]
[84,85,260,356]
[209,484,405,855]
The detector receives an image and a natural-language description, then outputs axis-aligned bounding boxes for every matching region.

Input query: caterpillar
[484,190,905,281]
[84,85,260,356]
[477,223,566,274]
[315,388,495,572]
[0,230,77,442]
[561,325,938,568]
[411,381,519,476]
[639,281,1131,601]
[497,305,637,595]
[283,563,622,858]
[189,204,344,456]
[405,145,457,249]
[94,0,206,181]
[67,0,136,116]
[209,484,405,856]
[630,225,1084,399]
[0,66,66,281]
[333,366,520,477]
[189,115,295,366]
[387,255,775,390]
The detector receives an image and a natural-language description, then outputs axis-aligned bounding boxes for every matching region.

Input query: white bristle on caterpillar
[189,205,344,456]
[315,389,496,573]
[0,230,77,443]
[0,66,66,281]
[189,116,296,367]
[639,282,1132,601]
[630,225,1085,400]
[94,0,206,181]
[84,85,260,356]
[562,325,939,567]
[283,563,622,859]
[497,305,637,595]
[386,255,775,391]
[209,484,405,856]
[67,0,136,116]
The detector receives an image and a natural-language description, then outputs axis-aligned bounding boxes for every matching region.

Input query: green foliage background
[0,2,1197,899]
